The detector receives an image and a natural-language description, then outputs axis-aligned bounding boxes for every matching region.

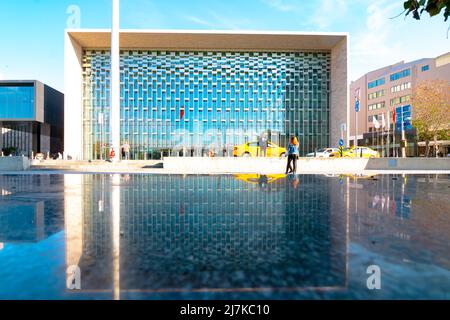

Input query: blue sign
[396,105,413,131]
[339,139,345,147]
[355,100,360,112]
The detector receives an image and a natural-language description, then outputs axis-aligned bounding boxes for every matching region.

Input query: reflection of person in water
[287,174,299,189]
[258,175,269,188]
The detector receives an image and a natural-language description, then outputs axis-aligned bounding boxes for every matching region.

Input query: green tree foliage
[1,147,18,156]
[412,80,450,157]
[404,0,450,21]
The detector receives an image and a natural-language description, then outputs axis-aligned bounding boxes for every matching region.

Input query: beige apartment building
[349,52,450,157]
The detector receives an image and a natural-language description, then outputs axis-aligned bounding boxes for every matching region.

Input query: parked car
[330,146,380,158]
[35,153,45,161]
[306,148,339,158]
[233,142,286,157]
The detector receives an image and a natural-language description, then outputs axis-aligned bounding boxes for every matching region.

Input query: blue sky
[0,0,449,92]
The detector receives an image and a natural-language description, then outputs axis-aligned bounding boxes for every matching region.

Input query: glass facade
[82,50,331,160]
[0,84,35,120]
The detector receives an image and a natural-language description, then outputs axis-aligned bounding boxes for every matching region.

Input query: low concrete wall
[164,157,450,174]
[165,157,286,174]
[0,157,30,171]
[164,157,370,174]
[366,158,450,170]
[30,160,163,171]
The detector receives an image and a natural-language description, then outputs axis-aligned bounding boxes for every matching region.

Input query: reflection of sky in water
[0,174,449,300]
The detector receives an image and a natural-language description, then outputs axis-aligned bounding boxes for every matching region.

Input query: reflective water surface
[0,174,449,300]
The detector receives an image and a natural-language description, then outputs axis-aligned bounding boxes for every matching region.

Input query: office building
[349,52,450,157]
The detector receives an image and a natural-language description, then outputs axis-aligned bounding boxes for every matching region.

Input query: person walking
[122,141,130,160]
[285,136,299,174]
[259,133,268,157]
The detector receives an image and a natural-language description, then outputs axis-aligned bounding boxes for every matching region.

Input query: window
[390,68,411,81]
[368,102,385,111]
[368,78,385,89]
[369,114,381,123]
[368,89,385,100]
[390,94,411,106]
[421,65,429,72]
[391,82,411,93]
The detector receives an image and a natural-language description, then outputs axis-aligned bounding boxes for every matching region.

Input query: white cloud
[185,16,214,28]
[184,12,254,30]
[262,0,296,12]
[122,0,167,28]
[260,0,350,30]
[350,0,407,80]
[309,0,348,29]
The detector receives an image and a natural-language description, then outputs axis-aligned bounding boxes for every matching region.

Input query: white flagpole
[373,116,380,153]
[381,113,386,157]
[393,110,396,157]
[387,112,390,157]
[110,0,120,162]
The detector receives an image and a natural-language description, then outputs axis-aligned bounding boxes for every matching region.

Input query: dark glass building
[0,81,64,157]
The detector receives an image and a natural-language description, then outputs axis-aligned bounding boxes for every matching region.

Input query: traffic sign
[355,100,360,112]
[339,139,345,147]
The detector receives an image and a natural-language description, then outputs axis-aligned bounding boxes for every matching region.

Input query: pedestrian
[259,134,268,157]
[122,141,130,160]
[285,136,299,174]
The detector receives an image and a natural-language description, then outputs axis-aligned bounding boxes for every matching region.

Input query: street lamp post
[355,97,359,150]
[354,90,360,158]
[110,0,121,162]
[401,114,406,158]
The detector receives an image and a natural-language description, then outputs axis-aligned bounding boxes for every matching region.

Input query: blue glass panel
[390,69,411,82]
[368,78,385,89]
[0,85,35,119]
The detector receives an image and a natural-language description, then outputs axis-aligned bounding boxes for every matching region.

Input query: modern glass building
[65,30,349,160]
[0,81,64,157]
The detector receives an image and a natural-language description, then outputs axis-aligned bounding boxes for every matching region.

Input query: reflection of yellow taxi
[342,173,379,180]
[234,174,286,184]
[233,142,287,157]
[330,146,380,158]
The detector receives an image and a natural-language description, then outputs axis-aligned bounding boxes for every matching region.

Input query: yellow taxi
[330,146,380,158]
[233,142,287,158]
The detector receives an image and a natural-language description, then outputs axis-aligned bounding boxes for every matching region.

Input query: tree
[412,80,450,157]
[403,0,450,21]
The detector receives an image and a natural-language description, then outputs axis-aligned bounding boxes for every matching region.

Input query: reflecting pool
[0,174,449,300]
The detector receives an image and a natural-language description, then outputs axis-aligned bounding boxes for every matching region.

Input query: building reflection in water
[2,173,449,298]
[64,174,348,298]
[0,175,64,244]
[347,174,450,270]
